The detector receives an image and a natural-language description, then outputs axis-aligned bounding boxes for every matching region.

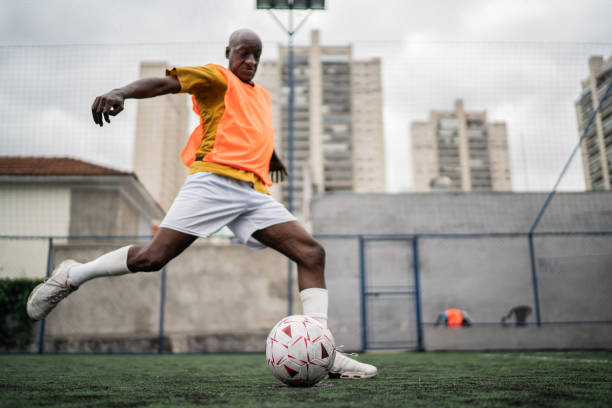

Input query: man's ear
[225,46,230,59]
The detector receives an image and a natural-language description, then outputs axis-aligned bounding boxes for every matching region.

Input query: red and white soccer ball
[265,315,336,387]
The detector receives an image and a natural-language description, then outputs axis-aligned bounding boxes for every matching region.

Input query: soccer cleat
[329,351,378,379]
[27,260,81,321]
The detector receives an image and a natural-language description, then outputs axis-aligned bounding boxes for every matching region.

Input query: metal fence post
[412,236,424,351]
[528,233,542,326]
[287,259,293,316]
[158,266,167,354]
[358,236,367,352]
[38,237,53,354]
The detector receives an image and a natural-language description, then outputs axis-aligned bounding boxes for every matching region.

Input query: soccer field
[1,351,611,407]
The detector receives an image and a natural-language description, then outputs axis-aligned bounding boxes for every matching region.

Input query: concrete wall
[0,239,50,279]
[312,192,612,235]
[38,240,288,353]
[424,324,612,350]
[0,185,71,236]
[69,189,120,236]
[322,237,361,350]
[69,186,145,237]
[0,185,70,279]
[313,192,612,351]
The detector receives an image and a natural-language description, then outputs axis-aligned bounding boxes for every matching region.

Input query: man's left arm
[269,150,288,183]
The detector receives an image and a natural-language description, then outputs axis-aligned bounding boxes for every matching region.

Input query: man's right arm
[91,76,181,127]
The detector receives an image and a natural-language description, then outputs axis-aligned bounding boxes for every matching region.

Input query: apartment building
[411,99,511,192]
[575,55,612,191]
[256,30,386,216]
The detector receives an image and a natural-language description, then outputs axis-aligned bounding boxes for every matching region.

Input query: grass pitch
[1,351,611,407]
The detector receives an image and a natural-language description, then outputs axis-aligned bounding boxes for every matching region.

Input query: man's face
[226,34,262,83]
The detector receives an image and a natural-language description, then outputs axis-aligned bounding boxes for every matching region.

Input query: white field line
[483,353,611,364]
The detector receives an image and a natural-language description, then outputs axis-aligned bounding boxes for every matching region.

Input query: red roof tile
[0,157,129,176]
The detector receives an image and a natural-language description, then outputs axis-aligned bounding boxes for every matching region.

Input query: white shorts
[160,172,297,250]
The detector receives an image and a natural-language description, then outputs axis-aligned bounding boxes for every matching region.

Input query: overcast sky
[1,0,612,192]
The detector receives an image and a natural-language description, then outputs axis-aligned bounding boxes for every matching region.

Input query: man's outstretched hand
[90,76,181,127]
[269,150,288,183]
[91,90,125,126]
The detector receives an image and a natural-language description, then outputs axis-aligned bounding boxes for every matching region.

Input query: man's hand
[90,76,180,127]
[91,90,125,127]
[269,150,288,183]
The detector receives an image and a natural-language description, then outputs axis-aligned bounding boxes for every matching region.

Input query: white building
[0,157,163,279]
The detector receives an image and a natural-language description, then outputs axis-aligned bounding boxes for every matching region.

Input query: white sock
[300,288,328,326]
[68,245,133,286]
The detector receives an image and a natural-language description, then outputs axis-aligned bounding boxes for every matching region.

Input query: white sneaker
[27,260,81,321]
[329,351,378,379]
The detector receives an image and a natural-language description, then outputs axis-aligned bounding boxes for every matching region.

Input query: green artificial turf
[1,351,611,407]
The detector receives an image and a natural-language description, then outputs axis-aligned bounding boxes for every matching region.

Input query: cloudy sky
[1,0,611,192]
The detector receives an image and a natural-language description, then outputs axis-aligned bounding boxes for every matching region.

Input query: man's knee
[299,240,325,270]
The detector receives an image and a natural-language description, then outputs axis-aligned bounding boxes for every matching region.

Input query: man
[27,29,377,379]
[435,309,472,328]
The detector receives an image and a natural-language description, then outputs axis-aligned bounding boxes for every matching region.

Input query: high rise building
[411,99,511,192]
[133,62,189,212]
[255,30,386,216]
[575,55,612,191]
[352,58,386,193]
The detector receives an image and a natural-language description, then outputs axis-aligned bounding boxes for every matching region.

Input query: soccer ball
[265,315,336,387]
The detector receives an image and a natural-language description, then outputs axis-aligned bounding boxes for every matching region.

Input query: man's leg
[252,221,325,290]
[253,221,328,324]
[252,221,378,379]
[126,228,197,272]
[27,228,196,321]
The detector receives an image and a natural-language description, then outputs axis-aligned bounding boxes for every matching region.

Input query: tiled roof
[0,157,129,176]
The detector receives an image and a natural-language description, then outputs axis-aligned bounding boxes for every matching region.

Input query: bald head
[228,29,262,49]
[226,29,263,83]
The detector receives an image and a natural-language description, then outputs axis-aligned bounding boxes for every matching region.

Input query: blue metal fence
[317,231,612,352]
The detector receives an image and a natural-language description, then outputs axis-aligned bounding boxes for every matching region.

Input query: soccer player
[435,309,472,328]
[27,28,377,379]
